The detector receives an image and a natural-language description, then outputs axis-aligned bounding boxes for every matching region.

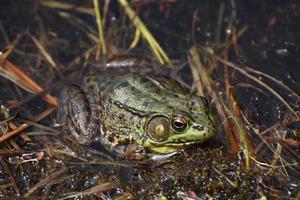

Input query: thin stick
[205,53,298,117]
[93,0,107,56]
[0,107,56,143]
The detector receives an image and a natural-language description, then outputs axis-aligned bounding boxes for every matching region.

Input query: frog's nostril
[194,124,204,131]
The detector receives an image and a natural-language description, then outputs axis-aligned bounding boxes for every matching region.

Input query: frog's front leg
[122,144,146,160]
[58,85,101,145]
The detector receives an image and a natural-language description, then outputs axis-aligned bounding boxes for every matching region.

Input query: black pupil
[172,118,187,132]
[174,120,184,128]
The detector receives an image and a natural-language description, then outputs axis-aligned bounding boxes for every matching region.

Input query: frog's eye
[171,114,188,133]
[147,116,170,142]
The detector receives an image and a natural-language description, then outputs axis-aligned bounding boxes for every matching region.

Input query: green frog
[58,56,216,159]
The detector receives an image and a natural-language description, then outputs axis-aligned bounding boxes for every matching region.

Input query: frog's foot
[58,84,100,145]
[122,144,146,160]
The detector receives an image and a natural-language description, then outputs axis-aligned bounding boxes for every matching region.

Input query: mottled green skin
[58,70,216,158]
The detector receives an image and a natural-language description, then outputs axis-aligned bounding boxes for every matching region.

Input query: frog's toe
[122,144,146,160]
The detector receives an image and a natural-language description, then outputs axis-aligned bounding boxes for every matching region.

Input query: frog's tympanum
[58,57,216,159]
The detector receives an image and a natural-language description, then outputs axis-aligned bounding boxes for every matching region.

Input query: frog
[57,56,216,160]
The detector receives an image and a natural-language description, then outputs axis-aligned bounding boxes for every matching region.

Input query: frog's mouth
[143,141,197,154]
[164,128,214,145]
[160,138,205,146]
[142,133,212,154]
[165,140,201,145]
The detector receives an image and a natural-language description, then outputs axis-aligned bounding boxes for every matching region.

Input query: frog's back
[83,72,191,115]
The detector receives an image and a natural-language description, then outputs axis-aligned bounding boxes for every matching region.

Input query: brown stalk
[2,161,20,195]
[0,107,56,143]
[59,181,120,200]
[24,167,68,197]
[40,0,94,15]
[189,47,238,152]
[229,87,255,157]
[210,54,298,118]
[0,59,57,106]
[8,122,32,142]
[29,35,59,70]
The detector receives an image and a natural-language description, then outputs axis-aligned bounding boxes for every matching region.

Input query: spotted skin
[58,63,216,159]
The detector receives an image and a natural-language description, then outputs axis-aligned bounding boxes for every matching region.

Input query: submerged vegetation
[0,0,299,199]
